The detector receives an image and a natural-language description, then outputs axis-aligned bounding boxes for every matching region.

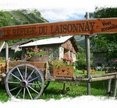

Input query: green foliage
[0,57,5,63]
[75,46,86,69]
[14,51,22,60]
[49,60,67,68]
[0,84,9,102]
[0,11,13,27]
[27,50,46,57]
[91,7,117,61]
[94,7,117,18]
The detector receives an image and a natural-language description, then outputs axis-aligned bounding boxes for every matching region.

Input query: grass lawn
[41,81,108,99]
[0,80,108,102]
[75,69,106,77]
[0,84,9,102]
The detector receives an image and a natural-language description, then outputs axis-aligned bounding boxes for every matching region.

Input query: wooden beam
[91,76,115,81]
[0,41,5,52]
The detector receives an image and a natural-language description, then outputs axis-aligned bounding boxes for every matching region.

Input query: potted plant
[26,48,48,62]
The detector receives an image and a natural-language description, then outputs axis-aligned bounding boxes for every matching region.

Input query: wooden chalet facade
[20,36,78,63]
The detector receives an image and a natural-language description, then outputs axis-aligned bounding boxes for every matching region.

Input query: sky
[0,0,117,22]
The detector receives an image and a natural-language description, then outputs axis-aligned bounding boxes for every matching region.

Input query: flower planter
[52,66,74,78]
[28,55,49,62]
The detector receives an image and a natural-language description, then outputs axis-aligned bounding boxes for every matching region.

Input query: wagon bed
[8,61,47,72]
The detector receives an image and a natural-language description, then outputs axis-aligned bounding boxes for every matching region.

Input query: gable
[61,38,78,53]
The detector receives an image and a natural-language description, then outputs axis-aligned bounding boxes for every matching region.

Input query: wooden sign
[0,18,117,40]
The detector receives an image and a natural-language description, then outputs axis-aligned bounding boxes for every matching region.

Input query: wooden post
[107,79,112,96]
[113,74,117,97]
[62,82,66,93]
[0,41,5,52]
[5,42,9,73]
[85,12,91,95]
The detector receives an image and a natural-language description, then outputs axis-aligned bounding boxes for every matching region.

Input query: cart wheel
[5,64,45,99]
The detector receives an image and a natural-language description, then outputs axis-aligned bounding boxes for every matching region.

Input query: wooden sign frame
[0,18,117,40]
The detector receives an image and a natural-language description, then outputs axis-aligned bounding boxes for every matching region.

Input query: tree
[91,7,117,61]
[75,46,86,69]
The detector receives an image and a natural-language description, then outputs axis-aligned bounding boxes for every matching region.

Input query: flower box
[52,65,74,78]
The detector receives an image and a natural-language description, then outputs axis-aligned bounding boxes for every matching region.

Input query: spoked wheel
[5,64,45,99]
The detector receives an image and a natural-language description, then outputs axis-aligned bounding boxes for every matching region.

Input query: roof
[20,36,73,47]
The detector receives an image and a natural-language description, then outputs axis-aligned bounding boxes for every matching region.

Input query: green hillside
[0,9,48,27]
[0,9,48,45]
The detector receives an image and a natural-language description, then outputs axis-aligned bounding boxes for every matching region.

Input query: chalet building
[20,36,78,63]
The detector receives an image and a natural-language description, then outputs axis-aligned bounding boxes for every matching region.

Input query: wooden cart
[0,59,74,99]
